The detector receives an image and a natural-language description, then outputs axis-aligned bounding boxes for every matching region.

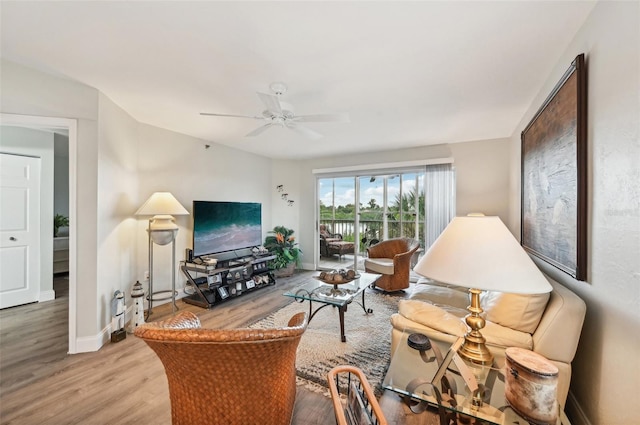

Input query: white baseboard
[39,290,56,302]
[73,287,191,354]
[75,327,109,353]
[565,390,591,425]
[74,305,135,353]
[301,262,315,271]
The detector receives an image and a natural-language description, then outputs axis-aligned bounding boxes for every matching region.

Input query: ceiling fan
[200,82,349,140]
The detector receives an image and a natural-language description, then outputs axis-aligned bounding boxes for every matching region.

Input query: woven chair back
[135,311,308,425]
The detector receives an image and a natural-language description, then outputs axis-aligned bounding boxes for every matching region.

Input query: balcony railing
[320,219,424,251]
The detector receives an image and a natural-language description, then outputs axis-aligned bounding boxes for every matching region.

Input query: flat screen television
[192,201,262,258]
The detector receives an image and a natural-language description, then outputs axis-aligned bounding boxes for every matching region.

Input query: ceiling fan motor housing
[269,81,288,96]
[263,101,295,124]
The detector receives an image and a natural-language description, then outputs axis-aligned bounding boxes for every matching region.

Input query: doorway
[0,113,78,354]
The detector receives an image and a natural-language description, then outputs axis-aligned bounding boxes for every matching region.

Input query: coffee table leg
[339,306,346,342]
[361,289,373,314]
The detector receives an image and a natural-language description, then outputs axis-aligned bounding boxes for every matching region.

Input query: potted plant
[54,214,69,237]
[264,225,302,277]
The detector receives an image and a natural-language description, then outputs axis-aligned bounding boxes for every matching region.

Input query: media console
[180,253,277,309]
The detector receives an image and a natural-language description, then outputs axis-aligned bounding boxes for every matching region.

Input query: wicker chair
[134,311,308,425]
[364,237,420,292]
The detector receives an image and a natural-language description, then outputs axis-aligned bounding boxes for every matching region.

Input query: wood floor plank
[0,271,438,425]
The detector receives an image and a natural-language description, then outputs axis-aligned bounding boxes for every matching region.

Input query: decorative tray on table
[314,269,360,285]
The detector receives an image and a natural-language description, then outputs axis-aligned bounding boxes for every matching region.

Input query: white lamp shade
[135,192,189,216]
[414,216,551,294]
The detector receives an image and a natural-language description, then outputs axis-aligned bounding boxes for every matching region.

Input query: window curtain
[424,163,456,248]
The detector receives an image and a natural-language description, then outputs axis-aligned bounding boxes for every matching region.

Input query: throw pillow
[480,291,550,334]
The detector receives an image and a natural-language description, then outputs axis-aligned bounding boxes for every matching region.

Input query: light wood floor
[0,271,439,425]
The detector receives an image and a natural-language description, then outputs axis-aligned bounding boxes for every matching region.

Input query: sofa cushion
[481,291,550,334]
[399,300,467,336]
[364,258,394,275]
[410,280,469,310]
[398,299,533,350]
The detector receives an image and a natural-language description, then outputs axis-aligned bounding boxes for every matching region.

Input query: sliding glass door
[318,168,429,271]
[318,177,358,270]
[359,171,425,247]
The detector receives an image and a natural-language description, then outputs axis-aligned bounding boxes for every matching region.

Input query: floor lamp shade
[413,215,551,365]
[135,192,189,245]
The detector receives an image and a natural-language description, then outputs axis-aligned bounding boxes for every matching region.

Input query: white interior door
[0,153,41,308]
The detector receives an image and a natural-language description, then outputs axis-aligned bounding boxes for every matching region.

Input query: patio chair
[320,224,343,257]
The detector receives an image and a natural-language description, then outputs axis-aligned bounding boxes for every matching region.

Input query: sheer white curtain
[424,163,456,248]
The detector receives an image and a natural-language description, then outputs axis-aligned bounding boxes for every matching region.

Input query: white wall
[270,159,303,256]
[1,59,101,341]
[96,93,140,337]
[135,124,273,297]
[293,139,511,269]
[450,138,510,217]
[507,2,640,424]
[0,126,55,301]
[1,58,276,348]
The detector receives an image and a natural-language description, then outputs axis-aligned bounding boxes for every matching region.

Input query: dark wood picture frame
[521,54,587,281]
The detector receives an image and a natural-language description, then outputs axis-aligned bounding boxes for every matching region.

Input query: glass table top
[383,329,560,425]
[282,272,380,306]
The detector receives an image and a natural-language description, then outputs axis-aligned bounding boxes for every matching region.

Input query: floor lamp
[135,192,189,319]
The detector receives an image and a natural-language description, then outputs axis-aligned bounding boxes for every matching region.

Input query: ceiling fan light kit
[200,82,349,139]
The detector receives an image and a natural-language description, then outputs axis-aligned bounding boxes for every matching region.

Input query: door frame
[0,113,78,354]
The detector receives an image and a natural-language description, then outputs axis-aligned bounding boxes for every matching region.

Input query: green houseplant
[54,214,69,237]
[264,226,302,277]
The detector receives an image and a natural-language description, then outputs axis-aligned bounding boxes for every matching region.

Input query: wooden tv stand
[180,254,276,309]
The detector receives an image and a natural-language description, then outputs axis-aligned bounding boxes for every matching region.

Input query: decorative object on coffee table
[316,269,358,284]
[413,215,552,366]
[264,225,302,277]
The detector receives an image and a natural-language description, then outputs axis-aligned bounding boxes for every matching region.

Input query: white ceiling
[1,1,596,160]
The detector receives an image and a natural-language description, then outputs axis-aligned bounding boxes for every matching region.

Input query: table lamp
[413,215,551,366]
[135,192,189,317]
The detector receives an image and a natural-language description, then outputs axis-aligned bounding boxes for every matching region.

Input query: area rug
[249,288,400,395]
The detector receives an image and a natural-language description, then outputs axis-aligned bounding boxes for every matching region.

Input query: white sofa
[390,276,586,411]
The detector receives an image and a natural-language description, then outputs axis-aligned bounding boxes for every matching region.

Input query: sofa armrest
[532,278,586,364]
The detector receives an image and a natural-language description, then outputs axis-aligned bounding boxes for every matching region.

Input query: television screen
[192,201,262,257]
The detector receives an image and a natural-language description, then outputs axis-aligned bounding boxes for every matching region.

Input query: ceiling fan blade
[200,112,262,119]
[286,122,323,140]
[257,92,282,115]
[294,113,350,123]
[246,123,274,137]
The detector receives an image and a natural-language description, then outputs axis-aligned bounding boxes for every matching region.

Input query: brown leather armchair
[364,237,420,292]
[135,311,308,425]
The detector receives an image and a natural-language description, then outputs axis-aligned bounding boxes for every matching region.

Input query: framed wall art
[521,53,587,281]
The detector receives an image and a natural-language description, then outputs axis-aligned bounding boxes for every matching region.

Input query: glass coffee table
[383,329,561,425]
[283,272,380,342]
